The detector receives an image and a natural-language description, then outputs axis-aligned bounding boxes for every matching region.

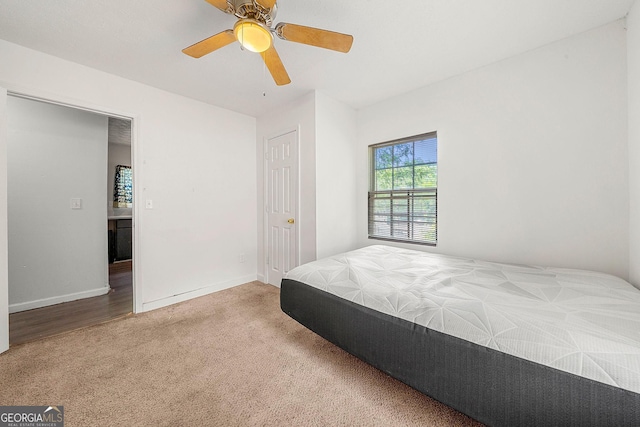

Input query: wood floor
[9,261,133,346]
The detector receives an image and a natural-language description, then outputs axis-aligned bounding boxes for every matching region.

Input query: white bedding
[285,245,640,394]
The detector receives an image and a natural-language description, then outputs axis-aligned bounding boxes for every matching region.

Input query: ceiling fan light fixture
[184,1,354,86]
[234,19,273,53]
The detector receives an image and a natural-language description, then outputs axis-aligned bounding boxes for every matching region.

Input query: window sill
[368,236,436,247]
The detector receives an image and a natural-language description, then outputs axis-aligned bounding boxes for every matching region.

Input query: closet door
[266,130,298,286]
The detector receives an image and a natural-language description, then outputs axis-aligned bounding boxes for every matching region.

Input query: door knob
[287,218,295,224]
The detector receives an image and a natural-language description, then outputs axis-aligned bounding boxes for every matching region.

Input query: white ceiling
[0,0,634,117]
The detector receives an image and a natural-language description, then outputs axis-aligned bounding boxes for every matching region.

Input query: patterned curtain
[113,165,133,208]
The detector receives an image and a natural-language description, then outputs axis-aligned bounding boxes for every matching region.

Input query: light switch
[145,199,153,209]
[70,198,82,209]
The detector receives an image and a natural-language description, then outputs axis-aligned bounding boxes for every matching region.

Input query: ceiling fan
[182,0,354,86]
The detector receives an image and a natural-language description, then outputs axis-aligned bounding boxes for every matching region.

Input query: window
[368,132,437,245]
[113,165,133,208]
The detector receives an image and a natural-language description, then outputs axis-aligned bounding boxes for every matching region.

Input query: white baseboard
[9,285,111,313]
[141,274,258,313]
[257,276,282,288]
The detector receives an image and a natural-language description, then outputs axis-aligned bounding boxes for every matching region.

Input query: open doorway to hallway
[6,96,134,345]
[9,262,132,345]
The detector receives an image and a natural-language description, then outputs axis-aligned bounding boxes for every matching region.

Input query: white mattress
[285,245,640,394]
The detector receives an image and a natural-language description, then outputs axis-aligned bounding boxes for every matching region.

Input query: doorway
[265,130,299,286]
[5,95,135,345]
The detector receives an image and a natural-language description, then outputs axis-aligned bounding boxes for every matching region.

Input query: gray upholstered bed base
[281,278,640,426]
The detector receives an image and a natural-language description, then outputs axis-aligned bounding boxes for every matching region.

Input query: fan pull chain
[263,60,267,97]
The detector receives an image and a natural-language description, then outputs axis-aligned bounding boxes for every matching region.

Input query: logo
[0,406,64,427]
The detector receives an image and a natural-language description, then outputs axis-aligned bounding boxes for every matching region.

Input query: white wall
[256,92,317,282]
[0,39,257,312]
[7,97,109,311]
[357,21,629,279]
[629,0,640,286]
[315,92,358,259]
[0,88,8,353]
[107,142,131,217]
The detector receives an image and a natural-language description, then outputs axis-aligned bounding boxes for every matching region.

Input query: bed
[280,245,640,426]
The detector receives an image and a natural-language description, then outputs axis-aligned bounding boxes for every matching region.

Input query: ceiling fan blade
[205,0,232,13]
[276,23,353,53]
[182,30,236,58]
[255,0,277,9]
[261,46,291,86]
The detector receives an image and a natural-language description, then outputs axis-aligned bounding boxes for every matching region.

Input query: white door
[266,130,298,286]
[0,87,9,353]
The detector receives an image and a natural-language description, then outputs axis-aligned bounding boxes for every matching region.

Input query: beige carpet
[0,281,483,426]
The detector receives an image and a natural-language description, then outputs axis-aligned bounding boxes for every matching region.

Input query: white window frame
[368,132,438,246]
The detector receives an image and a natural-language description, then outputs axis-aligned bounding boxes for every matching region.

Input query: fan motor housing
[232,0,277,27]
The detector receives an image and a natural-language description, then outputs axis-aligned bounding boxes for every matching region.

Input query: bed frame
[281,278,640,427]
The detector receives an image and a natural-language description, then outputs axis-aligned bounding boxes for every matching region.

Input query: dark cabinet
[108,219,132,262]
[115,219,132,261]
